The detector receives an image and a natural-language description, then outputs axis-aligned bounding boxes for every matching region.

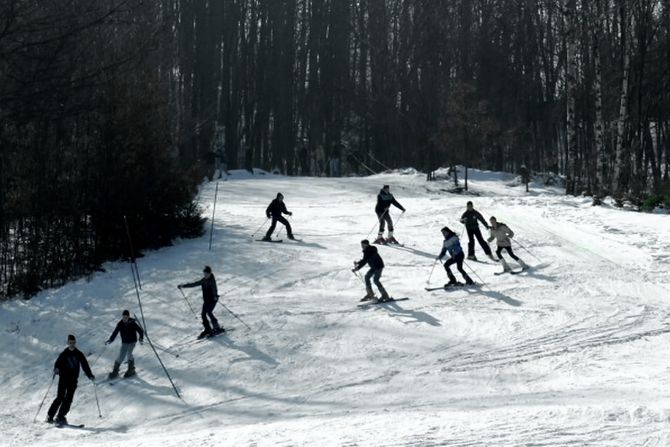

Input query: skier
[47,335,95,425]
[178,266,225,339]
[460,201,495,261]
[487,216,529,272]
[437,226,474,286]
[353,239,390,301]
[374,184,405,244]
[262,192,295,241]
[105,309,144,379]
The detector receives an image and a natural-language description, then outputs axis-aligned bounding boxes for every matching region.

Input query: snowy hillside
[3,168,670,446]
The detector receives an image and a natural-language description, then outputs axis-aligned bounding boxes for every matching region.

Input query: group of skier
[43,183,530,426]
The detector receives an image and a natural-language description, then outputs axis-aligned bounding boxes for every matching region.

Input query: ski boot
[465,277,475,285]
[261,235,272,242]
[386,231,399,244]
[124,359,136,378]
[46,415,54,423]
[197,329,211,340]
[108,361,120,379]
[55,416,67,426]
[444,279,459,288]
[487,253,497,261]
[500,258,512,273]
[373,237,387,245]
[287,234,296,240]
[377,287,391,302]
[360,287,376,302]
[467,255,477,261]
[209,325,225,336]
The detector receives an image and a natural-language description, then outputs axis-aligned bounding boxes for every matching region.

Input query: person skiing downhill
[178,266,224,339]
[460,201,495,261]
[47,334,95,425]
[353,239,390,301]
[437,226,474,286]
[105,309,144,379]
[374,185,405,244]
[487,216,529,272]
[262,193,295,241]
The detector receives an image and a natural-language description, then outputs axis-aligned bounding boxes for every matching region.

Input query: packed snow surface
[3,168,670,446]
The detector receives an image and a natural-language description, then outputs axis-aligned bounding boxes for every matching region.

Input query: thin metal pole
[33,374,55,423]
[208,182,219,251]
[218,302,251,331]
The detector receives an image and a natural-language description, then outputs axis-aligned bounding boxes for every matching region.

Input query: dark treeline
[2,0,669,297]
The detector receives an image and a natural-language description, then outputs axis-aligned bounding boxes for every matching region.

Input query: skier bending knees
[437,227,474,286]
[353,239,390,301]
[105,309,144,379]
[487,216,529,272]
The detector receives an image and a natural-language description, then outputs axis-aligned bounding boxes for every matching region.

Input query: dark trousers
[365,267,388,295]
[466,227,492,256]
[265,215,292,238]
[201,300,220,331]
[444,252,473,283]
[48,377,78,419]
[377,210,393,233]
[496,246,519,260]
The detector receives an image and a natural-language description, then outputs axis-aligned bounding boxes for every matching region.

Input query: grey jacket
[487,223,514,247]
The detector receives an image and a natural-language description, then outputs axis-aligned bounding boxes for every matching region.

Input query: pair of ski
[425,282,479,291]
[47,420,85,429]
[358,297,409,307]
[255,238,302,243]
[494,267,530,276]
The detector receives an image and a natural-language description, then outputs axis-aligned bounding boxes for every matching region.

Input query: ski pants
[444,252,472,283]
[115,342,137,364]
[265,215,292,238]
[365,267,387,295]
[377,210,393,234]
[201,299,220,332]
[466,227,492,257]
[496,246,519,261]
[48,377,78,419]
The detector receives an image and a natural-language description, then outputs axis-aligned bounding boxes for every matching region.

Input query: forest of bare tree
[1,0,669,297]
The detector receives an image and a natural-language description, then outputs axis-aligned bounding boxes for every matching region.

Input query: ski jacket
[108,318,144,344]
[488,223,514,247]
[438,234,464,259]
[460,209,488,230]
[266,199,289,218]
[375,189,405,215]
[355,245,384,270]
[182,274,219,303]
[54,348,93,380]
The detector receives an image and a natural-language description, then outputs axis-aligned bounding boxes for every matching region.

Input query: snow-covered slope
[3,169,670,446]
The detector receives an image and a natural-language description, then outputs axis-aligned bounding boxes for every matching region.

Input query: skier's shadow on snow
[211,336,278,365]
[384,244,436,260]
[471,289,522,307]
[362,301,441,327]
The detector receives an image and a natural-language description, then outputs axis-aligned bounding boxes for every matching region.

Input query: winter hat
[360,239,370,246]
[441,226,452,234]
[67,334,76,342]
[466,201,473,206]
[382,185,390,189]
[122,310,130,317]
[277,192,284,199]
[203,265,212,274]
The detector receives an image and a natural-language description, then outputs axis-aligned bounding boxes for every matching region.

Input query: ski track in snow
[3,169,670,446]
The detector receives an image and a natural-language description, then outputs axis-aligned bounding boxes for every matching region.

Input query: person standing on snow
[262,193,295,241]
[178,266,224,339]
[47,334,95,425]
[353,239,390,301]
[460,201,495,261]
[487,216,529,272]
[105,309,144,379]
[374,185,405,244]
[437,226,474,287]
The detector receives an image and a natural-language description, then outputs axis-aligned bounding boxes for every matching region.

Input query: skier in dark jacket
[47,334,95,425]
[263,193,295,241]
[179,266,224,338]
[105,309,144,379]
[353,239,390,301]
[374,185,405,245]
[460,201,494,261]
[437,226,474,286]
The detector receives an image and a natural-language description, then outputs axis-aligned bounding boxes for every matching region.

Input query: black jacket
[54,348,93,380]
[182,274,218,303]
[375,189,405,214]
[108,318,144,344]
[355,245,385,270]
[460,209,488,230]
[266,199,289,218]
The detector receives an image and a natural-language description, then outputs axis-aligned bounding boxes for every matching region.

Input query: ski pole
[366,209,388,240]
[426,259,438,284]
[33,374,55,423]
[393,210,406,230]
[351,267,365,284]
[218,302,251,330]
[93,380,102,418]
[178,287,200,320]
[512,238,541,261]
[251,218,269,238]
[463,261,487,286]
[90,342,108,370]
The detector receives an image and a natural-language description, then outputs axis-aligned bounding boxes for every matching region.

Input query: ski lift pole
[33,374,55,423]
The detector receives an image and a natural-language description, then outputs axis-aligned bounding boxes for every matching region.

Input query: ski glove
[104,340,111,345]
[53,368,59,375]
[88,375,95,381]
[288,212,293,216]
